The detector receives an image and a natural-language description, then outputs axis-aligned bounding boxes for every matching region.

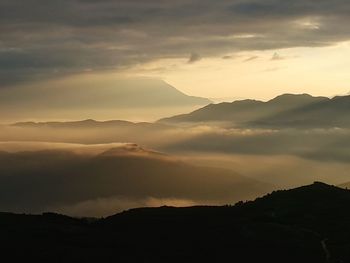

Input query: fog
[3,123,350,163]
[185,154,350,188]
[2,122,350,216]
[0,143,270,217]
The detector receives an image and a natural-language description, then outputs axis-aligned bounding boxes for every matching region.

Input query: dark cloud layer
[1,0,350,85]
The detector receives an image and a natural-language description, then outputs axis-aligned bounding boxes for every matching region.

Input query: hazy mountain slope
[255,95,350,128]
[0,78,211,121]
[3,183,350,262]
[12,119,134,128]
[0,145,270,215]
[0,78,210,108]
[160,99,266,124]
[12,119,169,129]
[160,93,349,128]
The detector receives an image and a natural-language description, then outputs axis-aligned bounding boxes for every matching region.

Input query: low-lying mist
[2,121,350,216]
[3,122,350,163]
[0,143,270,217]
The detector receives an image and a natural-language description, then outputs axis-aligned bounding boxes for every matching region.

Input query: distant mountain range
[12,119,166,129]
[1,182,350,262]
[13,92,350,129]
[160,93,350,128]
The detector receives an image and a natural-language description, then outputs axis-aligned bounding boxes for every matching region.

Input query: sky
[1,0,350,100]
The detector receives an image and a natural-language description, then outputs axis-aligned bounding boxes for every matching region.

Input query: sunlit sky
[2,0,350,101]
[124,42,350,100]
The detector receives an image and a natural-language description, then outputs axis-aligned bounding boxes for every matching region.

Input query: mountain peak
[249,182,350,211]
[268,93,327,104]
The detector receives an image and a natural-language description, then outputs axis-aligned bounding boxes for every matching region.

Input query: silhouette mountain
[1,182,350,262]
[159,93,350,128]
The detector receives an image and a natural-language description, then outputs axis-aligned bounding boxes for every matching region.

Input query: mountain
[159,93,326,125]
[12,119,133,128]
[1,182,350,262]
[12,119,168,129]
[0,78,211,122]
[257,95,350,128]
[159,93,350,128]
[1,78,211,108]
[0,145,269,216]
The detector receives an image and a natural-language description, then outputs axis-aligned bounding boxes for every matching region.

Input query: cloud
[1,0,350,86]
[0,144,269,216]
[2,124,350,216]
[271,52,285,60]
[4,120,350,164]
[244,55,259,62]
[188,52,202,63]
[261,67,283,72]
[161,127,350,164]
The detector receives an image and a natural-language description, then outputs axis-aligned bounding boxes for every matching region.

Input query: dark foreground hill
[1,182,350,262]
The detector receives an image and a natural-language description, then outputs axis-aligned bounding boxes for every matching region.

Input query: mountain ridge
[1,182,350,262]
[158,93,350,128]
